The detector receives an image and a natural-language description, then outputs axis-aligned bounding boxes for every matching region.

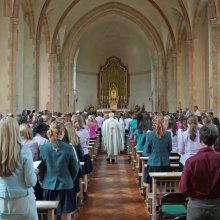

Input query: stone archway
[57,2,169,113]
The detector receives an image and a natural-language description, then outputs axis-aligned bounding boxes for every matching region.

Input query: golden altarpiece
[98,57,129,111]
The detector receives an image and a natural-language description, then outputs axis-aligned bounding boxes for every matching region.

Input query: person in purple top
[72,115,93,200]
[179,124,220,220]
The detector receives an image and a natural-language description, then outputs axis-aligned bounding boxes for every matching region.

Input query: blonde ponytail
[48,121,65,149]
[47,128,58,149]
[153,115,165,139]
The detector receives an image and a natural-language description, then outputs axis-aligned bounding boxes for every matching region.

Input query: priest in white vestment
[102,112,123,163]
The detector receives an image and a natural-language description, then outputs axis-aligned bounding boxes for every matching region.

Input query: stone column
[210,18,220,116]
[172,51,177,110]
[49,53,56,111]
[185,40,194,110]
[35,39,41,112]
[9,17,19,114]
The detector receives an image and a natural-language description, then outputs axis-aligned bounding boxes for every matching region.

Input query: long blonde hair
[65,122,79,146]
[153,115,165,139]
[0,117,21,177]
[19,123,33,140]
[72,115,85,130]
[47,121,65,149]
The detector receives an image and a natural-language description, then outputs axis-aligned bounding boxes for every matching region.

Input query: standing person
[144,115,172,184]
[185,107,190,118]
[193,105,201,116]
[102,112,123,163]
[166,117,179,156]
[134,122,145,152]
[33,123,49,146]
[19,123,39,161]
[179,125,220,220]
[124,113,132,150]
[0,117,38,220]
[178,115,200,171]
[118,113,125,150]
[72,115,93,200]
[39,121,79,220]
[87,115,97,141]
[20,123,43,200]
[129,114,137,138]
[95,112,104,147]
[65,122,84,219]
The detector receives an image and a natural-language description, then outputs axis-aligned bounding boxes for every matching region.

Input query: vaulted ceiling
[32,0,215,74]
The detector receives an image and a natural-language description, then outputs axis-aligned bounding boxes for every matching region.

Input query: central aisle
[78,153,150,220]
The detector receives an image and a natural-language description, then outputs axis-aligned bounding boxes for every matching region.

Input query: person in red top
[179,124,220,220]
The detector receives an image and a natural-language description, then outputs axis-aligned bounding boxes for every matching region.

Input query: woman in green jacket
[40,121,79,220]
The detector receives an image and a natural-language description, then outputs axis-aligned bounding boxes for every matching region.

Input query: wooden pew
[149,172,182,220]
[141,156,179,189]
[126,137,133,162]
[136,150,143,182]
[78,162,85,206]
[89,139,98,160]
[96,133,100,150]
[36,200,59,220]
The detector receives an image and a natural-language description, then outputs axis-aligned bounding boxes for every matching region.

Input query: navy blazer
[40,140,79,190]
[144,130,172,166]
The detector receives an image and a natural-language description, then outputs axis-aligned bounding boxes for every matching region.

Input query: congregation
[0,106,220,220]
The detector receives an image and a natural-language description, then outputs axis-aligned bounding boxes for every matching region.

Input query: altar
[98,56,129,111]
[96,108,130,115]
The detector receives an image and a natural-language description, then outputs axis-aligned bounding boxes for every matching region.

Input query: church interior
[0,0,220,116]
[1,1,220,220]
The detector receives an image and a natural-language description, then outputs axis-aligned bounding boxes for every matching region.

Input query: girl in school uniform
[166,117,179,157]
[0,117,38,220]
[72,115,93,201]
[178,115,200,171]
[65,122,84,219]
[144,115,172,185]
[39,121,79,220]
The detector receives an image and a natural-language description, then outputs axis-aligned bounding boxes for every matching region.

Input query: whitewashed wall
[75,74,98,111]
[129,74,152,111]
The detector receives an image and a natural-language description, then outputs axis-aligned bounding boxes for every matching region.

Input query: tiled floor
[78,153,150,220]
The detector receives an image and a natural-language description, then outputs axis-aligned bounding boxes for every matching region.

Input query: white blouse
[178,128,200,165]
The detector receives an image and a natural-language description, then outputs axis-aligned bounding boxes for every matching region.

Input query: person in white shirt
[124,113,132,150]
[178,115,200,171]
[118,113,125,149]
[193,106,201,116]
[33,123,49,146]
[95,112,104,148]
[102,112,123,163]
[166,117,178,156]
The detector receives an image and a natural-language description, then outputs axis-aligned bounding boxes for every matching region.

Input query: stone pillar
[35,39,41,112]
[210,18,220,116]
[186,40,194,110]
[9,17,19,115]
[49,53,56,111]
[172,51,177,110]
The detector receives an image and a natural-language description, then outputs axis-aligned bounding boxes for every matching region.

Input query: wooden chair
[159,193,187,220]
[148,172,182,220]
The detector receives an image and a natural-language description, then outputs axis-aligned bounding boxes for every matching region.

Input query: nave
[78,153,149,220]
